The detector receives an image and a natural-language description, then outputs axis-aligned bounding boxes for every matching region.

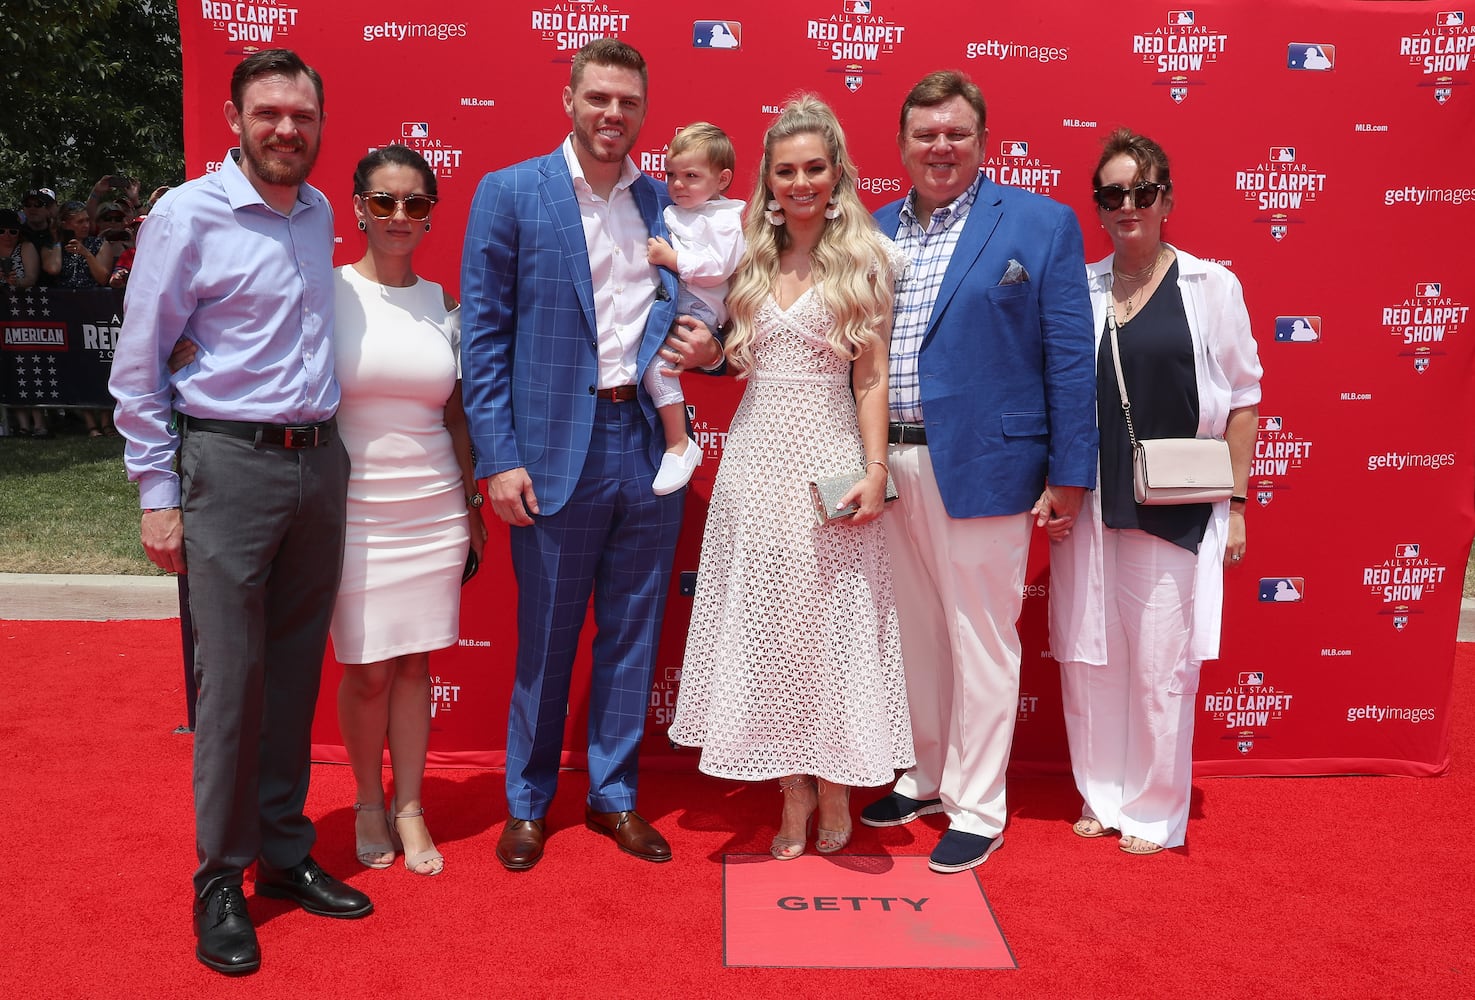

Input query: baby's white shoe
[653,438,702,495]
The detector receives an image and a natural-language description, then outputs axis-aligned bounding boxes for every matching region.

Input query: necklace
[1112,246,1168,320]
[1112,246,1167,283]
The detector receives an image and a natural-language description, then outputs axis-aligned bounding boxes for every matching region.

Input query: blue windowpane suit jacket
[460,149,680,515]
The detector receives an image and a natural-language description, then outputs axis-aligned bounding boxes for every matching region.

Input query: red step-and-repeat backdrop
[176,1,1474,776]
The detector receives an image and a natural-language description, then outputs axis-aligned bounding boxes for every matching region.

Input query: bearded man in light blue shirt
[110,48,370,977]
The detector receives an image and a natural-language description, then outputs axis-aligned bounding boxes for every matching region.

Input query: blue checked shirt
[886,173,983,423]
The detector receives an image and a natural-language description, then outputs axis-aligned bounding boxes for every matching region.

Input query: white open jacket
[1048,245,1264,667]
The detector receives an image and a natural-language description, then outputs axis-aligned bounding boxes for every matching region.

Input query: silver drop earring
[765,199,785,227]
[358,220,366,231]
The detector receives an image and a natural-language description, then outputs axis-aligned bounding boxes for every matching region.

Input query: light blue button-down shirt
[109,149,338,508]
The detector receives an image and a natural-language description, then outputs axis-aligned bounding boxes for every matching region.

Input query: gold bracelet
[865,460,889,474]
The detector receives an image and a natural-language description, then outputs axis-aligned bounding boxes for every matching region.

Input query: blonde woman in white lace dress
[669,97,914,860]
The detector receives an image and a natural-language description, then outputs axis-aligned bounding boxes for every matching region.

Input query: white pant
[1060,527,1199,848]
[884,442,1031,839]
[642,357,684,410]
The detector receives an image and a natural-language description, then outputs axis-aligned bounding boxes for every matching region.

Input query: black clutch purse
[462,549,480,585]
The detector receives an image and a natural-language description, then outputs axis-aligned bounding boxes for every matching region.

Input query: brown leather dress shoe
[496,818,546,871]
[584,807,672,863]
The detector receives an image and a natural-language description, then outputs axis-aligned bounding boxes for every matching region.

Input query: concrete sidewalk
[5,572,1475,642]
[1,573,177,621]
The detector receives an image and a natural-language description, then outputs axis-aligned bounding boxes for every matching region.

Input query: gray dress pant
[179,425,349,896]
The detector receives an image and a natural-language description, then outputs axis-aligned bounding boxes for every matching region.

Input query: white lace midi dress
[669,287,914,786]
[329,266,468,663]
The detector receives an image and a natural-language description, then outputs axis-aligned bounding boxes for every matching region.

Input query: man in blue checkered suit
[460,39,723,871]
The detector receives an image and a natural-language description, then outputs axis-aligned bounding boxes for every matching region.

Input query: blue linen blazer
[875,176,1098,518]
[460,150,680,515]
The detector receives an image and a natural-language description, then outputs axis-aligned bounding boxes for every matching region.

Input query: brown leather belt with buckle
[183,415,336,449]
[595,385,639,402]
[888,422,927,445]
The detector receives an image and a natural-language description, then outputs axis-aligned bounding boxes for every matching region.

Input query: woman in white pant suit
[1046,129,1262,855]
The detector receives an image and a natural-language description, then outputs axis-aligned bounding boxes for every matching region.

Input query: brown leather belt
[595,385,639,402]
[888,422,927,445]
[183,415,336,449]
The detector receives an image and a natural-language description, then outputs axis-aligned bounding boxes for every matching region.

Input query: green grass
[0,428,162,575]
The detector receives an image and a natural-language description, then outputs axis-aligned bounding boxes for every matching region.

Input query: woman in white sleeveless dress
[670,97,913,859]
[332,146,486,876]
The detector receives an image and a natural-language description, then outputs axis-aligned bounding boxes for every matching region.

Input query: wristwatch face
[468,492,484,509]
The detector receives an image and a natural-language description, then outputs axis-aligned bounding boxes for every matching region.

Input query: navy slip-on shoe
[859,791,946,828]
[928,829,1003,873]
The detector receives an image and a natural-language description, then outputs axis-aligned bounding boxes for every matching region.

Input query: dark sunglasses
[0,227,19,236]
[360,191,437,221]
[98,213,125,223]
[1093,181,1170,211]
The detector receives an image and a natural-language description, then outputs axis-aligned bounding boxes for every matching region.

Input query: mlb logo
[1258,415,1283,432]
[1287,43,1335,71]
[1258,577,1305,602]
[402,122,429,138]
[846,0,872,12]
[1270,224,1288,241]
[1001,140,1029,157]
[685,403,697,421]
[1237,740,1253,754]
[1396,543,1421,558]
[1170,86,1188,103]
[692,20,741,48]
[1414,356,1431,373]
[1168,10,1195,25]
[1417,282,1441,297]
[1274,316,1322,342]
[1436,87,1452,104]
[1438,11,1464,26]
[1256,490,1274,507]
[844,65,865,92]
[1269,146,1296,162]
[1393,614,1409,631]
[1239,671,1265,686]
[664,666,683,683]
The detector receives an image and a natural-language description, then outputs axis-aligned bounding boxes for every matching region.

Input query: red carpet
[3,618,1471,999]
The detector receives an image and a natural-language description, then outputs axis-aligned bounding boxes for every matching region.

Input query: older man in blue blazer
[861,70,1098,873]
[461,39,722,871]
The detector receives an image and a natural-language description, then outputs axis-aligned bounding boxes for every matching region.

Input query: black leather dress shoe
[194,883,260,975]
[496,818,546,871]
[584,807,672,863]
[255,855,372,919]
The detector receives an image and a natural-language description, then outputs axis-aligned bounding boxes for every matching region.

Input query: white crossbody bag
[1108,313,1234,506]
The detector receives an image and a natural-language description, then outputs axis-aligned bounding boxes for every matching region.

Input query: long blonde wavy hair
[723,95,897,376]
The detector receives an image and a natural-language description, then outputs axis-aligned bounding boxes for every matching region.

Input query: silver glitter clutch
[808,469,899,526]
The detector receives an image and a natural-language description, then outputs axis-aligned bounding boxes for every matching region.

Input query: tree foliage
[1,1,184,205]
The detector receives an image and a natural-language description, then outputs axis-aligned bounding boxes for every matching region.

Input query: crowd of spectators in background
[2,174,171,438]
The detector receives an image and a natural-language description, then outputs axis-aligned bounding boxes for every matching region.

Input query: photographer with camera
[45,201,123,437]
[48,200,118,288]
[86,173,141,226]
